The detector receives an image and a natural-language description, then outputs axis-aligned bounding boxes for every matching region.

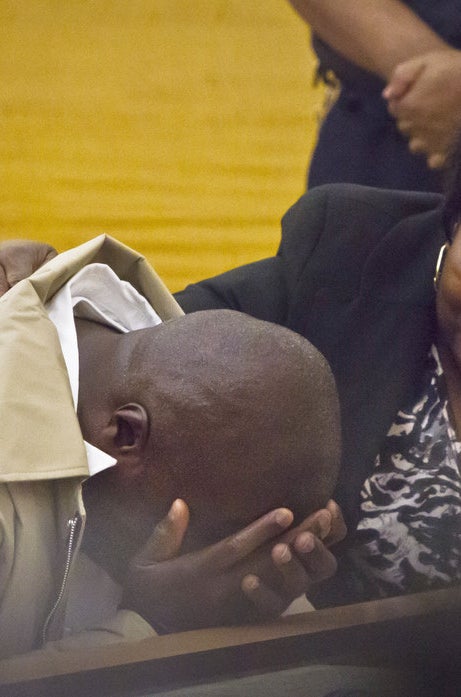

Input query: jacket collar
[0,235,183,482]
[0,279,89,481]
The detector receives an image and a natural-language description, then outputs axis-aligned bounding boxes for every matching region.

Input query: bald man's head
[77,310,340,566]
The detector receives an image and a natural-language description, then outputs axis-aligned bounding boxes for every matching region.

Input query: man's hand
[0,240,57,296]
[241,499,345,617]
[383,49,461,169]
[122,499,345,633]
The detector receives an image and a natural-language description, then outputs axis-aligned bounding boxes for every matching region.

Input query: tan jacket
[0,235,183,660]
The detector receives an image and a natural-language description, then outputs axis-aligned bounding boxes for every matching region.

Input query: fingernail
[242,574,259,592]
[168,499,181,521]
[277,544,292,563]
[317,511,331,539]
[275,508,293,527]
[296,532,315,553]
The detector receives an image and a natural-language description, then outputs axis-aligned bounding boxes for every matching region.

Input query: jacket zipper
[42,515,79,646]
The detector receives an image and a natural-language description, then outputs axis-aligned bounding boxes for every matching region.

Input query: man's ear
[104,403,149,471]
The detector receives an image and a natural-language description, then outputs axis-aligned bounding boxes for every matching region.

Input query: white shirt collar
[46,263,162,476]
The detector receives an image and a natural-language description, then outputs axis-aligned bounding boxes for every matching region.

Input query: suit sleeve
[176,184,442,331]
[174,256,288,325]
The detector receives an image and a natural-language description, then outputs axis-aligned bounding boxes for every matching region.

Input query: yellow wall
[1,1,323,292]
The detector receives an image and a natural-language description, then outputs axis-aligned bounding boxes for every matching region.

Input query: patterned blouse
[346,345,461,600]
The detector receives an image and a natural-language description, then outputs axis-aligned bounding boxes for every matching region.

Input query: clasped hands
[383,48,461,169]
[121,498,346,633]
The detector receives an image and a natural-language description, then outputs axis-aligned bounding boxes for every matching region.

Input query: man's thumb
[135,499,190,564]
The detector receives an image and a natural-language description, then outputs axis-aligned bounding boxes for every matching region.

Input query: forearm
[287,0,448,80]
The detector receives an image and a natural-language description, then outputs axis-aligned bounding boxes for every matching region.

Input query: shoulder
[281,183,442,244]
[279,183,443,280]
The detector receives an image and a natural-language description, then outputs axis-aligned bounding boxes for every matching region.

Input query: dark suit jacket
[174,184,446,539]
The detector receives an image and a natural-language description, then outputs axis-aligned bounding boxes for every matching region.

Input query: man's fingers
[210,508,294,569]
[241,574,287,620]
[278,501,346,550]
[271,543,311,599]
[293,532,338,584]
[240,529,339,618]
[323,499,347,546]
[134,499,190,565]
[278,507,332,548]
[299,509,331,540]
